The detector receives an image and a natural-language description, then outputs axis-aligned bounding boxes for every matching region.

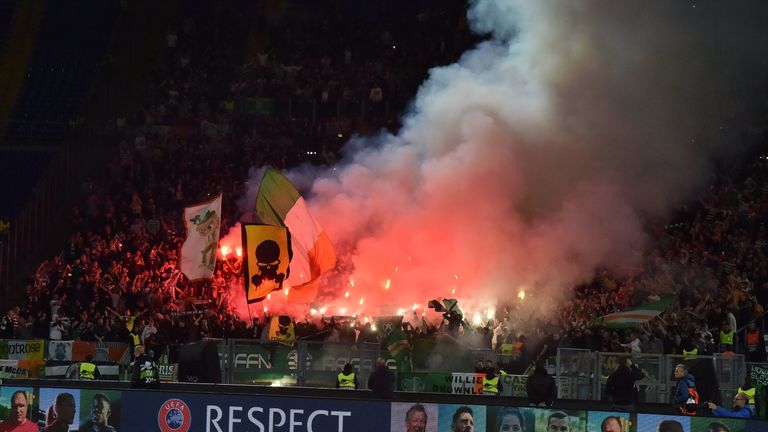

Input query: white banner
[0,359,29,379]
[181,193,222,281]
[450,372,484,395]
[48,340,73,361]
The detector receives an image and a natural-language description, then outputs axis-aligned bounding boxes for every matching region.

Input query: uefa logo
[158,398,192,432]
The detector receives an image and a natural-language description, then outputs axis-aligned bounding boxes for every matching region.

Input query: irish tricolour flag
[600,295,675,328]
[255,168,336,302]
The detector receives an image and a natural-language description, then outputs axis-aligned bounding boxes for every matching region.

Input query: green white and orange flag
[255,168,336,302]
[600,295,675,328]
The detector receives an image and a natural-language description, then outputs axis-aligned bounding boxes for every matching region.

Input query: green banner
[230,343,297,384]
[750,363,768,388]
[397,372,529,397]
[750,363,768,417]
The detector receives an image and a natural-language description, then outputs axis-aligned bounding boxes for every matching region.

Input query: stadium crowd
[1,0,768,373]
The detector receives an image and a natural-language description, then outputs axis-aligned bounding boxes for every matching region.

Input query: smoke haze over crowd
[230,0,768,322]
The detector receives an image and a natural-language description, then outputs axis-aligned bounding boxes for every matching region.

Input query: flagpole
[246,300,252,326]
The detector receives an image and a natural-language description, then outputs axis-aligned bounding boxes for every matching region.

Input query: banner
[230,342,299,385]
[3,385,768,432]
[48,340,73,361]
[44,364,120,379]
[255,168,336,302]
[73,341,129,363]
[242,224,292,303]
[181,193,222,281]
[46,341,127,362]
[158,363,176,382]
[750,363,768,388]
[0,339,45,360]
[121,389,388,431]
[266,315,296,343]
[0,359,29,378]
[600,295,675,328]
[398,372,529,397]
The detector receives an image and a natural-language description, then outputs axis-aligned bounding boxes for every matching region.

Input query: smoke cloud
[232,1,768,321]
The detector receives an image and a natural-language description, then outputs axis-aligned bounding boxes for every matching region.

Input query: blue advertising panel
[120,391,390,432]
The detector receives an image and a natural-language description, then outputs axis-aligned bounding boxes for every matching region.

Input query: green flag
[600,295,675,328]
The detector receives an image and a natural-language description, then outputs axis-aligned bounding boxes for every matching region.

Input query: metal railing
[558,348,747,404]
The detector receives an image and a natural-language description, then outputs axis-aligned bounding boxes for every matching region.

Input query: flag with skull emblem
[242,224,293,303]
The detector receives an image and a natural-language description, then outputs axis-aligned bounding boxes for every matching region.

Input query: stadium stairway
[0,0,43,140]
[4,0,120,143]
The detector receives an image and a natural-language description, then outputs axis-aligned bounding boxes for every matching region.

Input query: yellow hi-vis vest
[130,333,141,347]
[720,330,734,345]
[483,376,499,394]
[500,343,514,357]
[79,362,96,380]
[338,372,356,389]
[682,348,698,359]
[738,387,756,405]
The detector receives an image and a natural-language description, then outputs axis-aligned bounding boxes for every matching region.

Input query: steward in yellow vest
[720,327,735,351]
[79,354,100,380]
[738,375,758,411]
[482,370,502,395]
[682,348,698,359]
[336,363,358,389]
[500,343,515,358]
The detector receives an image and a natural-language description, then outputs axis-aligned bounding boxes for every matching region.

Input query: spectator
[604,356,644,410]
[706,393,756,418]
[482,366,502,396]
[526,362,556,407]
[367,357,394,399]
[131,345,159,389]
[673,364,698,415]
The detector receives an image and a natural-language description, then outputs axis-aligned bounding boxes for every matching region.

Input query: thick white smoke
[235,1,768,321]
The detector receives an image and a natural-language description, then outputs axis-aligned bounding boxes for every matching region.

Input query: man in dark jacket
[367,357,395,398]
[526,362,556,407]
[605,356,645,410]
[131,345,159,388]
